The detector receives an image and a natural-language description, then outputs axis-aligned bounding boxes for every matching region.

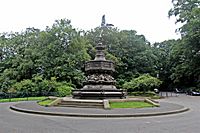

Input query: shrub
[11,76,75,97]
[56,84,73,97]
[128,91,156,97]
[122,74,162,92]
[11,79,37,97]
[116,78,126,89]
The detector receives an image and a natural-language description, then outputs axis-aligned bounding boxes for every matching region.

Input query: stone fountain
[72,15,126,99]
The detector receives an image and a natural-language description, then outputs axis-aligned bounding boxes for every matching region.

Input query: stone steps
[57,99,104,108]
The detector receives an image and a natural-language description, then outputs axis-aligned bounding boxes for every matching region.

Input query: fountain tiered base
[72,46,126,99]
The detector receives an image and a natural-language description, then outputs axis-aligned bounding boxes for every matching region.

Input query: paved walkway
[10,100,189,117]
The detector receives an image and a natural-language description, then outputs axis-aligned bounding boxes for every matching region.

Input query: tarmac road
[0,95,200,133]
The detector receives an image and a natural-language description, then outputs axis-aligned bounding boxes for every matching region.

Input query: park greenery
[122,74,162,92]
[37,99,155,108]
[38,99,54,106]
[109,101,155,108]
[0,96,46,102]
[0,0,199,96]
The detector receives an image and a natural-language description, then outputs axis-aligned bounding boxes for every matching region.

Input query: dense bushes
[123,74,162,92]
[55,82,73,97]
[128,91,156,97]
[8,76,74,97]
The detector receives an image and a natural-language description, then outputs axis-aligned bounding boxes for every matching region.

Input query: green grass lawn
[110,101,155,108]
[0,96,47,102]
[38,99,54,106]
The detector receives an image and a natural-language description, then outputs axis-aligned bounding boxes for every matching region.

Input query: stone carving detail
[86,74,115,82]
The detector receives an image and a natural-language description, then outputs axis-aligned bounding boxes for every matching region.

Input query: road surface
[0,95,200,133]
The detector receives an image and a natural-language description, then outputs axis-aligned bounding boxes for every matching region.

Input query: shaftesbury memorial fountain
[72,15,126,99]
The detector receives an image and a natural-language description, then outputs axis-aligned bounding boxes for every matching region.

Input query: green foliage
[0,19,91,91]
[12,79,36,93]
[10,76,74,97]
[128,91,156,97]
[169,0,200,34]
[152,39,178,90]
[0,96,47,103]
[0,18,163,94]
[168,0,200,90]
[123,74,162,92]
[55,82,73,97]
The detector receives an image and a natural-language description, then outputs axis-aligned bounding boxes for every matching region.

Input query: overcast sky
[0,0,180,43]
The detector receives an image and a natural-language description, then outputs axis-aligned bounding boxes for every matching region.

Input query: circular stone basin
[85,60,115,72]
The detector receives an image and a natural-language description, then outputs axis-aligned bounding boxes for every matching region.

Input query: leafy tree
[36,19,91,86]
[168,0,200,90]
[152,39,179,90]
[0,19,91,91]
[169,0,200,35]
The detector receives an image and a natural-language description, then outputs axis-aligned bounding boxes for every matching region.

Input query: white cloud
[0,0,180,43]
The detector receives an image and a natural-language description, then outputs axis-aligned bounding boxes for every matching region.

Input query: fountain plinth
[72,15,126,99]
